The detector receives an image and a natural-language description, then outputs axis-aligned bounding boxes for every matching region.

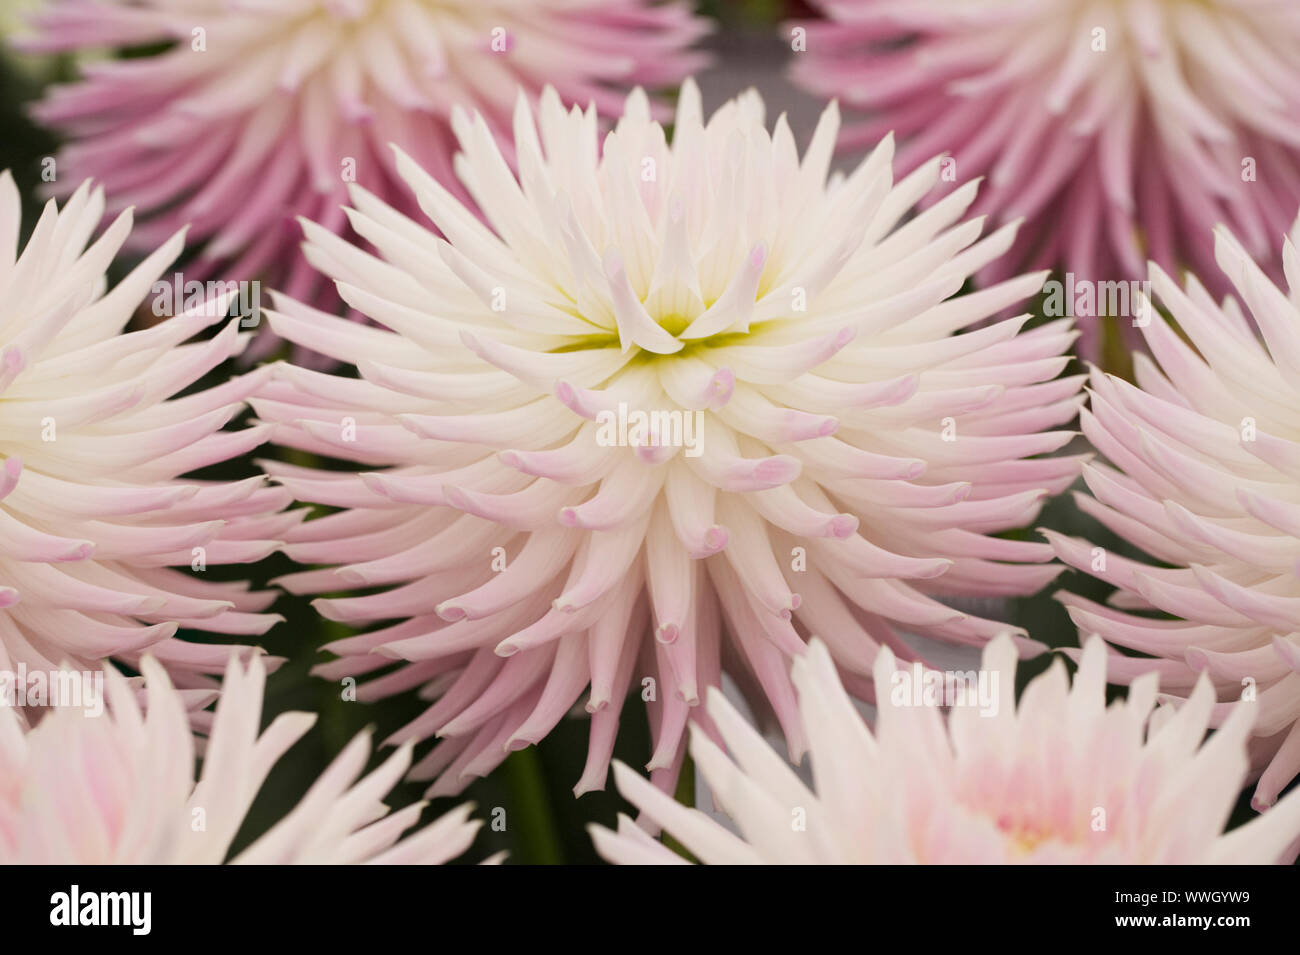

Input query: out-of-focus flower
[0,170,291,697]
[21,0,709,345]
[0,0,39,35]
[1048,216,1300,809]
[788,0,1300,359]
[593,635,1300,864]
[255,80,1083,797]
[0,0,51,75]
[0,653,481,863]
[0,0,45,44]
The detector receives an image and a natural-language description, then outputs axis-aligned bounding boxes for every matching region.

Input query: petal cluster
[257,81,1082,797]
[1050,218,1300,808]
[23,0,709,328]
[790,0,1300,358]
[0,653,480,863]
[0,171,289,693]
[594,636,1300,864]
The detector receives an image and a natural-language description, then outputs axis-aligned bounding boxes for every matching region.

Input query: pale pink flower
[1048,216,1300,809]
[789,0,1300,359]
[593,635,1300,864]
[0,653,481,863]
[22,0,709,333]
[255,81,1083,797]
[0,170,290,696]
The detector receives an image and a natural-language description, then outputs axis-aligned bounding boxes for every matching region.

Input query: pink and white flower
[0,652,481,863]
[1049,216,1300,809]
[22,0,709,337]
[255,81,1083,798]
[593,635,1300,864]
[789,0,1300,359]
[0,170,290,696]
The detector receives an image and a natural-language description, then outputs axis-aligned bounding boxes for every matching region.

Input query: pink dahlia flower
[1048,216,1300,809]
[789,0,1300,359]
[593,636,1300,864]
[0,653,482,863]
[0,170,290,695]
[22,0,709,331]
[256,81,1083,797]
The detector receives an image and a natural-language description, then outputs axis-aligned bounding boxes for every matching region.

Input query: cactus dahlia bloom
[1048,217,1300,810]
[789,0,1300,359]
[256,80,1084,797]
[592,636,1300,864]
[0,653,481,863]
[0,170,290,696]
[21,0,709,334]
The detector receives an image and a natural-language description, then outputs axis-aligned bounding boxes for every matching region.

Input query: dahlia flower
[789,0,1300,359]
[1048,216,1300,809]
[592,635,1300,864]
[0,169,289,696]
[21,0,708,333]
[257,80,1083,797]
[0,652,481,863]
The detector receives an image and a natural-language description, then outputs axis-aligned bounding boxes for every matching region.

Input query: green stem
[662,753,697,862]
[502,748,564,865]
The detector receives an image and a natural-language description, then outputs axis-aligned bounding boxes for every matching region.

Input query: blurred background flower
[0,0,56,80]
[788,0,1300,366]
[18,0,709,359]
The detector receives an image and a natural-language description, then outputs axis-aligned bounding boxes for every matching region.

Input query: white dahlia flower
[0,653,482,863]
[593,636,1300,864]
[0,170,290,693]
[255,80,1084,797]
[1049,215,1300,809]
